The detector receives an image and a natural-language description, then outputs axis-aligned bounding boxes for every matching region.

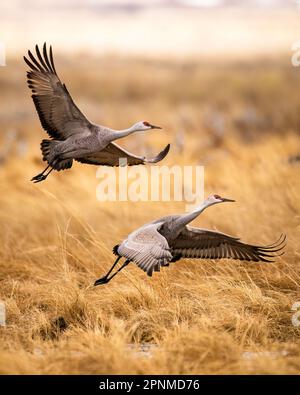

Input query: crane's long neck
[111,126,137,140]
[173,200,212,231]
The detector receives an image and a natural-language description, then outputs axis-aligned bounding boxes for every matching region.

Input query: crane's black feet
[31,173,47,183]
[94,276,109,286]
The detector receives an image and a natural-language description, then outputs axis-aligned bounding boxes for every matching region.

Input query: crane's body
[24,43,170,182]
[94,195,285,285]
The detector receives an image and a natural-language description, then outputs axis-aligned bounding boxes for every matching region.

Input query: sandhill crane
[175,129,185,153]
[94,194,285,285]
[24,43,170,183]
[288,154,300,164]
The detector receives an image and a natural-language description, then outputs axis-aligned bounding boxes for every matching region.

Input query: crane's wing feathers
[24,43,91,140]
[170,227,286,263]
[118,222,172,276]
[75,142,170,166]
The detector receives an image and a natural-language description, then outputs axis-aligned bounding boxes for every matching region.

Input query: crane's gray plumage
[24,43,170,182]
[94,194,286,285]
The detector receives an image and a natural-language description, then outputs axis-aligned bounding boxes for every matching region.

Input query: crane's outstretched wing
[75,142,170,166]
[170,227,286,263]
[24,43,92,140]
[118,222,173,276]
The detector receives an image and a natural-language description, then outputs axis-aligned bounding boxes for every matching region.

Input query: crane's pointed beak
[150,124,162,130]
[222,198,235,202]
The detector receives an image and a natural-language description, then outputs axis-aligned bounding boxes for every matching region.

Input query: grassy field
[0,54,299,374]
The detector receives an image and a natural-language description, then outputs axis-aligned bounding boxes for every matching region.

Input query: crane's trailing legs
[31,165,54,183]
[94,257,130,285]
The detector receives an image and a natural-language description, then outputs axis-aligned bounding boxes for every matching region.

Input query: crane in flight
[94,194,285,285]
[24,43,170,183]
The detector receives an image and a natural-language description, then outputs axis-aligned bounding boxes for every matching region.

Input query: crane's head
[206,194,235,205]
[133,121,162,131]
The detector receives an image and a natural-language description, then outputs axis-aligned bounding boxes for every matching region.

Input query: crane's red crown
[143,121,151,127]
[213,194,222,200]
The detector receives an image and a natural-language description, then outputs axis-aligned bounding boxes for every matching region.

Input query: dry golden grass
[0,54,299,374]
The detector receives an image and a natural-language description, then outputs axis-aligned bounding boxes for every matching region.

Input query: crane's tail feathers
[55,159,73,171]
[145,144,170,164]
[41,139,73,171]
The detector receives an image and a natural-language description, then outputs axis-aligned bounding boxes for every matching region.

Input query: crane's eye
[143,121,150,127]
[214,194,221,199]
